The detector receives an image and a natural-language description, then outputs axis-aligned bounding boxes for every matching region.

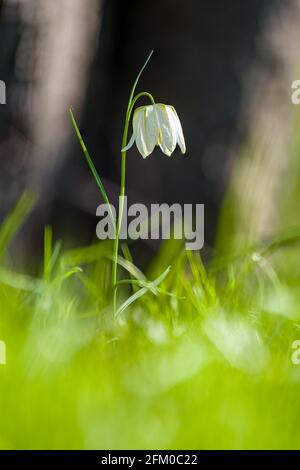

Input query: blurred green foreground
[0,197,300,449]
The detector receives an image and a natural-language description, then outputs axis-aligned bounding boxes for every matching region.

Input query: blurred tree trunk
[0,0,101,208]
[22,0,102,200]
[217,0,300,253]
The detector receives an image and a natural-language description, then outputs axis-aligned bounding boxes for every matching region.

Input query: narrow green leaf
[69,107,115,230]
[0,191,36,259]
[115,265,171,317]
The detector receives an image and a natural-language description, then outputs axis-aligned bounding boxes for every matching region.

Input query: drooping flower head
[124,103,186,158]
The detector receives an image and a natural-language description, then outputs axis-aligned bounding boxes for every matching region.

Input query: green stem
[128,92,155,114]
[112,52,155,315]
[112,133,128,305]
[126,51,154,115]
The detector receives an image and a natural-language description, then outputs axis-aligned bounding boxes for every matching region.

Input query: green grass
[0,192,300,449]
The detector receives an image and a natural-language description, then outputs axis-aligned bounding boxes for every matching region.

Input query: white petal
[143,105,159,155]
[134,106,159,158]
[135,108,150,158]
[155,104,177,156]
[132,107,146,157]
[121,133,135,152]
[170,106,186,154]
[132,106,144,135]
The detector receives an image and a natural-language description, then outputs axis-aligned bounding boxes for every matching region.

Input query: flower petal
[135,108,151,158]
[132,106,144,136]
[170,106,186,154]
[143,105,159,155]
[121,133,135,152]
[155,104,177,156]
[133,106,159,158]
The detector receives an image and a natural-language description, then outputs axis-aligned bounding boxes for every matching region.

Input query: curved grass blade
[0,267,42,294]
[0,191,36,259]
[69,107,115,230]
[115,265,171,318]
[126,50,154,114]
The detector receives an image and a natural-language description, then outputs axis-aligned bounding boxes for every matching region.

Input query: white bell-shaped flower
[123,103,186,158]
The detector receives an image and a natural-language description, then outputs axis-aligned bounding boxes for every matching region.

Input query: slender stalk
[128,92,155,114]
[126,51,154,115]
[112,52,155,315]
[69,107,115,230]
[112,122,129,312]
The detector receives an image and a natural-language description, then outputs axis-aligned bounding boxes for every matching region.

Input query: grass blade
[0,191,36,259]
[115,265,171,317]
[69,107,115,230]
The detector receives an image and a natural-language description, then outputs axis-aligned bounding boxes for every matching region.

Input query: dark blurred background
[0,0,299,263]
